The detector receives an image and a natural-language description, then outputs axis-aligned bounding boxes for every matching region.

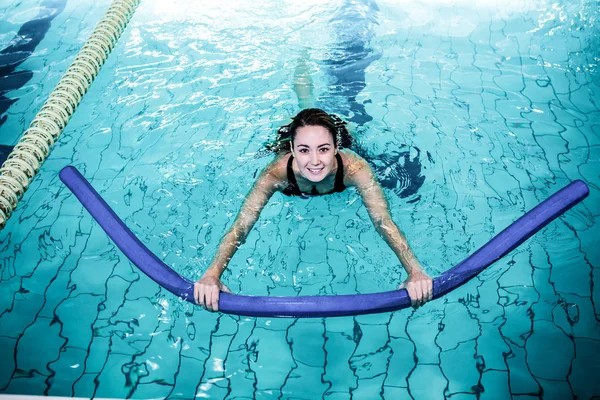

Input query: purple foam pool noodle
[59,166,589,317]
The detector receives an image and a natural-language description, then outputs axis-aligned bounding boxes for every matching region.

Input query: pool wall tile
[437,302,480,350]
[527,320,575,380]
[504,342,540,395]
[322,391,351,400]
[247,327,295,392]
[54,293,101,350]
[476,322,510,372]
[0,336,17,389]
[46,346,87,397]
[93,353,137,398]
[15,316,64,377]
[281,364,328,398]
[440,340,479,395]
[169,355,203,399]
[407,363,448,398]
[569,337,600,399]
[323,332,358,394]
[71,373,98,398]
[352,373,386,398]
[480,370,511,399]
[535,378,573,400]
[81,335,110,374]
[3,372,48,397]
[382,385,410,399]
[406,311,443,365]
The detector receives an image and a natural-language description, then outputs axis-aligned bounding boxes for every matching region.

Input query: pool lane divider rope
[0,0,140,230]
[59,166,589,318]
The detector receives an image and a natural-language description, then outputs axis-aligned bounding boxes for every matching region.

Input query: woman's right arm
[194,160,283,311]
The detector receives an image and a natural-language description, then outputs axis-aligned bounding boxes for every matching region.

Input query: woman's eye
[320,148,330,153]
[299,149,308,153]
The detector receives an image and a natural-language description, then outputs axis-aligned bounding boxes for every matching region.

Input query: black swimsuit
[282,153,346,196]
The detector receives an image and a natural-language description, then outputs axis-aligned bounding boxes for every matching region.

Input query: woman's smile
[307,166,324,175]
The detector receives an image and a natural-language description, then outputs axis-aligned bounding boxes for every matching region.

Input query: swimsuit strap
[286,154,300,192]
[333,152,345,192]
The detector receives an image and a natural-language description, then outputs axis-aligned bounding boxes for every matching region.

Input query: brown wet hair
[267,108,353,153]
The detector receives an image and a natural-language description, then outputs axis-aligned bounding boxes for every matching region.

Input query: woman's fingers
[414,282,424,308]
[194,282,204,306]
[193,279,230,312]
[405,283,418,308]
[201,284,209,309]
[203,285,216,312]
[420,281,428,307]
[210,286,220,312]
[400,275,433,308]
[399,280,416,307]
[426,279,433,302]
[194,282,211,310]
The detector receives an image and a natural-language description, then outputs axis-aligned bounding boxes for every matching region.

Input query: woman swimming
[194,108,433,312]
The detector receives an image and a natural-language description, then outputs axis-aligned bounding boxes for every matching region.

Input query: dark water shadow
[321,0,427,200]
[0,0,67,165]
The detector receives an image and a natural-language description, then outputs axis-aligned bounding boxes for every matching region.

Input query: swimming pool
[1,0,599,398]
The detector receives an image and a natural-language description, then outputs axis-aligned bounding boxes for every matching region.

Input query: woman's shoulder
[263,152,291,182]
[339,149,371,186]
[338,148,362,162]
[339,149,368,171]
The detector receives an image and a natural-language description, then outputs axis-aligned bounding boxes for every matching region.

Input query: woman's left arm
[347,156,433,307]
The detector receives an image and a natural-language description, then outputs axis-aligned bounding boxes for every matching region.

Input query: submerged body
[195,110,433,311]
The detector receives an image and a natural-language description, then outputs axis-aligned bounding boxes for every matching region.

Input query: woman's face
[290,125,337,183]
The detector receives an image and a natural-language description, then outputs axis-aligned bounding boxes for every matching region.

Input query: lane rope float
[60,166,589,317]
[0,0,140,230]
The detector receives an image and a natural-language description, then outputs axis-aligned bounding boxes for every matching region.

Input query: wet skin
[194,125,433,311]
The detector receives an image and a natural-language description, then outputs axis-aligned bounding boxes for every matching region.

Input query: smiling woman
[194,107,434,311]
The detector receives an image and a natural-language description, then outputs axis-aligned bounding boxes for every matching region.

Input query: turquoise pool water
[1,0,599,398]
